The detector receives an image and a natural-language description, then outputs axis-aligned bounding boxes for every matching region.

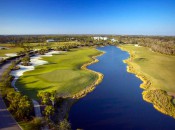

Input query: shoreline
[119,45,175,119]
[10,48,105,100]
[72,50,105,99]
[57,49,105,122]
[7,48,105,127]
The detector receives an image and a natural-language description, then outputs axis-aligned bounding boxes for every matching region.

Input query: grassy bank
[16,47,103,99]
[119,44,175,118]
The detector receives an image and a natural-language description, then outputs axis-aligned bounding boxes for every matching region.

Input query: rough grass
[119,44,175,92]
[119,44,175,118]
[16,47,102,99]
[142,89,175,118]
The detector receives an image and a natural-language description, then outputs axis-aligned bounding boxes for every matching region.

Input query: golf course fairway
[119,44,175,92]
[16,47,102,99]
[119,44,175,118]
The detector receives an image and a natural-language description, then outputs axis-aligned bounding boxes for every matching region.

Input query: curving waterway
[69,46,175,130]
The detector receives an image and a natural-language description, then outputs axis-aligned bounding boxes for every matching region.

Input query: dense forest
[117,36,175,55]
[0,35,93,44]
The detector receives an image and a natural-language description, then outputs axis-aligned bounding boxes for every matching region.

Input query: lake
[69,46,175,130]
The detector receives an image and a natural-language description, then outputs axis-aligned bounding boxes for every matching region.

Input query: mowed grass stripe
[16,47,102,99]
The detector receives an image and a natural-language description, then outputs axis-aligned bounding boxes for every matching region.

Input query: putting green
[16,47,102,99]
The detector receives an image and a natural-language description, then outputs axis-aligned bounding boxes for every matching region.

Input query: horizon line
[0,34,175,37]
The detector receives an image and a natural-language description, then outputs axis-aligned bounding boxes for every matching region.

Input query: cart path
[0,60,21,130]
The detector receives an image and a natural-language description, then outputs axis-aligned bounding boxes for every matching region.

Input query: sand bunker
[6,53,17,57]
[0,57,8,60]
[10,51,63,91]
[43,51,63,57]
[135,44,140,47]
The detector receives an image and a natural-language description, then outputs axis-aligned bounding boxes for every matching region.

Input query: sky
[0,0,175,35]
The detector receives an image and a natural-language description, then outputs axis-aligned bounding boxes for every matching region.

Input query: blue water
[69,46,175,130]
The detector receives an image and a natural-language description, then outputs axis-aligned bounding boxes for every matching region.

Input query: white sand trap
[34,49,40,51]
[6,53,17,57]
[10,50,64,117]
[42,51,63,57]
[134,44,140,47]
[30,55,48,66]
[0,57,8,60]
[10,51,64,91]
[11,65,34,78]
[11,65,34,91]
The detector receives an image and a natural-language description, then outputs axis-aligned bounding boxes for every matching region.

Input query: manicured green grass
[16,47,102,99]
[120,44,175,92]
[0,46,23,57]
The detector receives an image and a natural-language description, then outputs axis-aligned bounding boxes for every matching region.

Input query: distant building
[46,39,55,42]
[93,37,99,40]
[93,37,108,41]
[102,37,108,40]
[111,38,117,42]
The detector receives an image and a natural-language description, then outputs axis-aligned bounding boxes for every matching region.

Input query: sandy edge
[0,53,17,60]
[10,49,104,100]
[72,50,105,99]
[10,51,63,118]
[56,49,106,121]
[10,51,62,89]
[118,45,175,118]
[10,49,105,119]
[5,53,18,57]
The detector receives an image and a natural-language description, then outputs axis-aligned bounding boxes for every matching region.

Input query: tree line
[1,35,174,55]
[1,60,34,121]
[116,36,175,55]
